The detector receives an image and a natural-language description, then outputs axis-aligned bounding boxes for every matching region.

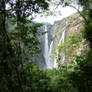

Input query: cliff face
[50,13,89,66]
[52,13,82,45]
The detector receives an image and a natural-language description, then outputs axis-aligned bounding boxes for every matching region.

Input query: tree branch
[69,5,88,24]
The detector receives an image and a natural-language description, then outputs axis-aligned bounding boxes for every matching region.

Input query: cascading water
[59,27,66,64]
[48,41,54,68]
[44,25,54,68]
[54,27,66,68]
[40,24,69,69]
[44,25,49,68]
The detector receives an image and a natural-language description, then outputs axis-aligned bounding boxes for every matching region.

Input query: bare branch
[69,5,88,24]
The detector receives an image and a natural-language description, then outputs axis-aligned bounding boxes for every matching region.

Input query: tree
[0,0,50,92]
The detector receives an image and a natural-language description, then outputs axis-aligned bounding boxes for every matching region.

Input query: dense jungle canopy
[0,0,92,92]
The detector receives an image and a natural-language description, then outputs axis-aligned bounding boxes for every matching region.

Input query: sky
[6,0,78,24]
[34,5,77,24]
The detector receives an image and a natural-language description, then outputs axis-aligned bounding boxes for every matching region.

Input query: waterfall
[58,28,66,45]
[54,27,66,68]
[43,25,54,68]
[39,22,70,69]
[59,27,66,64]
[40,24,68,69]
[48,41,54,68]
[44,25,49,68]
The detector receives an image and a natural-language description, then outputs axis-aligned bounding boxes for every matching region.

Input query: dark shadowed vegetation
[0,0,92,92]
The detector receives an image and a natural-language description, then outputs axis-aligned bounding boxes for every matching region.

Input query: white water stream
[44,25,54,68]
[44,25,49,68]
[43,25,67,69]
[54,27,66,68]
[48,41,53,68]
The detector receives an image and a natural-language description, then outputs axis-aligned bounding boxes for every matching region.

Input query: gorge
[38,13,83,69]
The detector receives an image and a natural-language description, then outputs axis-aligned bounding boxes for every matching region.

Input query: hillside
[49,13,88,67]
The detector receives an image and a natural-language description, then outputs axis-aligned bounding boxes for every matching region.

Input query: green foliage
[45,68,78,92]
[69,50,92,92]
[23,62,51,92]
[1,0,92,92]
[82,18,92,47]
[53,33,82,58]
[46,50,92,92]
[0,0,49,19]
[0,0,50,92]
[0,19,44,92]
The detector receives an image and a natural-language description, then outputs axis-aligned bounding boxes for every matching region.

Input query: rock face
[38,13,88,69]
[51,13,83,66]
